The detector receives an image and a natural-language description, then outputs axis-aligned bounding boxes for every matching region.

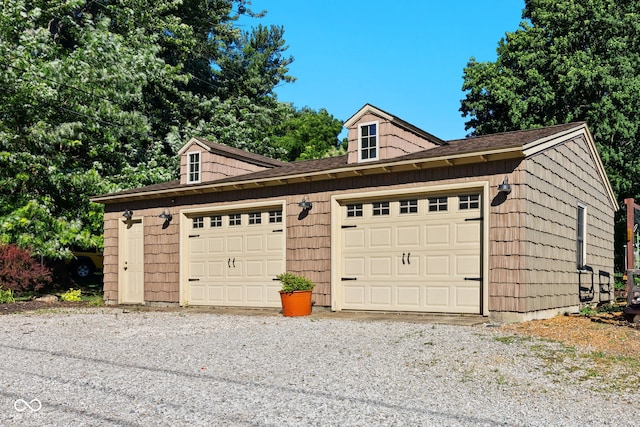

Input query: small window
[187,151,201,183]
[399,199,418,214]
[359,122,378,161]
[269,210,283,223]
[428,197,448,212]
[372,201,390,216]
[248,212,262,225]
[192,217,204,229]
[459,194,480,210]
[577,203,586,269]
[210,215,222,227]
[229,213,241,226]
[347,204,363,217]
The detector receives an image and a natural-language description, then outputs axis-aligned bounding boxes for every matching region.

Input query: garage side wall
[103,212,119,303]
[102,205,181,305]
[493,136,614,321]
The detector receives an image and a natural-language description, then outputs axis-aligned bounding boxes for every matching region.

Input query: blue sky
[243,1,526,141]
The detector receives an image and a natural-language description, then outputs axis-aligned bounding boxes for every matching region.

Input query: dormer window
[187,151,201,183]
[359,122,378,162]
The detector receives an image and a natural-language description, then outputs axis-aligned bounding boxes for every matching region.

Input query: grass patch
[494,335,533,345]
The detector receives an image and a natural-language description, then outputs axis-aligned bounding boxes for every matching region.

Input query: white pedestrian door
[120,219,145,304]
[187,209,284,307]
[340,194,482,313]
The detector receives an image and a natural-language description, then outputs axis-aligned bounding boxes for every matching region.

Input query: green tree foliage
[271,107,344,161]
[0,0,298,258]
[460,0,640,200]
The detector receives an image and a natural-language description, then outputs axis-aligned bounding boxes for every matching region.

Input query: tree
[460,0,640,200]
[271,107,344,161]
[0,0,295,258]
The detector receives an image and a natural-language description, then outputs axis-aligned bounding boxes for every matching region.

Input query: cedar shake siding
[178,137,284,184]
[346,112,443,163]
[102,158,521,308]
[488,136,615,321]
[93,105,616,322]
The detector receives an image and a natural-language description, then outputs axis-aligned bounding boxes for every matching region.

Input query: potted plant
[276,272,316,317]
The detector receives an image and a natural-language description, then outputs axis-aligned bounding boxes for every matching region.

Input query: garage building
[92,104,617,322]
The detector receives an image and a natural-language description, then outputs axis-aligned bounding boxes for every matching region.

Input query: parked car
[66,249,104,278]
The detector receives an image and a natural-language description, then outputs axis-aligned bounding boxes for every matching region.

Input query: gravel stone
[0,308,635,426]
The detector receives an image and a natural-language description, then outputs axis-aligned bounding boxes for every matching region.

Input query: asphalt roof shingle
[93,122,585,200]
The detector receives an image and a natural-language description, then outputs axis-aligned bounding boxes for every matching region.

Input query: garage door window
[210,215,222,227]
[428,197,447,212]
[459,194,480,210]
[399,199,418,214]
[372,201,390,216]
[347,204,363,217]
[193,217,204,229]
[269,210,283,223]
[229,214,241,226]
[249,212,262,225]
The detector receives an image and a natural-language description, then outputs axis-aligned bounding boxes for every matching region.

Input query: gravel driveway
[0,308,635,426]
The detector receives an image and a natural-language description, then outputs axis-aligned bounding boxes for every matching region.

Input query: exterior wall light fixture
[159,209,173,229]
[497,177,512,195]
[298,197,313,211]
[123,209,133,220]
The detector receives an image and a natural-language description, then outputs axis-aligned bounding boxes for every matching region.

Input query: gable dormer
[177,137,284,185]
[344,104,446,164]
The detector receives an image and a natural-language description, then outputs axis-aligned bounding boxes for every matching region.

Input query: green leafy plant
[579,305,597,316]
[84,294,104,307]
[0,288,15,304]
[276,272,316,293]
[60,288,82,302]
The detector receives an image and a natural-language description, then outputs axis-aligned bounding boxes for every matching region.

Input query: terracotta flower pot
[279,290,313,317]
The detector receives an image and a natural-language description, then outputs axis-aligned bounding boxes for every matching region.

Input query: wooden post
[624,198,638,271]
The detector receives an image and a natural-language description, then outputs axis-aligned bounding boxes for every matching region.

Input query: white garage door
[340,193,482,313]
[186,208,284,307]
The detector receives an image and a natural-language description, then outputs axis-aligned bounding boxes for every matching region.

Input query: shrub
[0,244,52,295]
[0,288,15,304]
[60,288,82,302]
[276,272,316,293]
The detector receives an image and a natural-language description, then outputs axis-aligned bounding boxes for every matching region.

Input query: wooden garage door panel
[190,285,206,302]
[344,285,366,306]
[397,286,420,308]
[187,209,284,307]
[208,286,224,303]
[266,234,283,251]
[344,229,365,248]
[397,226,420,247]
[246,235,263,252]
[455,222,481,245]
[456,286,480,310]
[227,235,243,253]
[190,239,205,254]
[246,259,264,277]
[208,237,224,254]
[370,227,392,247]
[425,286,450,308]
[426,255,450,276]
[344,257,365,276]
[208,260,224,277]
[397,254,420,276]
[266,259,284,277]
[341,194,481,314]
[190,261,205,277]
[425,224,449,245]
[455,254,481,276]
[369,256,392,277]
